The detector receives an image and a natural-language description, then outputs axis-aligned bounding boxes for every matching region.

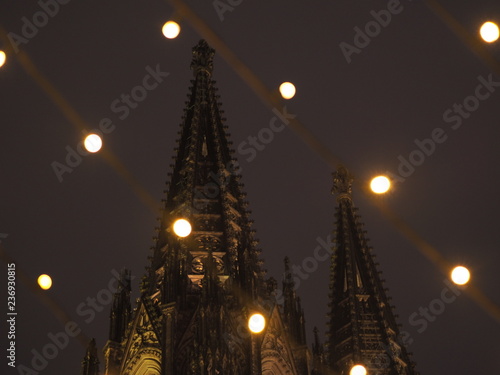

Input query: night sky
[1,1,500,374]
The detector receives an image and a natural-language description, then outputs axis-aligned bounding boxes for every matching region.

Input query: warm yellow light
[480,21,499,43]
[279,82,296,99]
[350,364,367,375]
[38,274,52,290]
[162,21,181,39]
[248,313,266,333]
[0,51,6,68]
[173,219,191,237]
[451,266,470,285]
[370,175,391,194]
[84,134,102,153]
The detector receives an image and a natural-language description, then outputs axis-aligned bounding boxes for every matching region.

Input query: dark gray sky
[1,1,500,374]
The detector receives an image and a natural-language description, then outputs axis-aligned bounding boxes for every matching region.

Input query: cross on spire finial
[332,165,353,201]
[191,40,215,76]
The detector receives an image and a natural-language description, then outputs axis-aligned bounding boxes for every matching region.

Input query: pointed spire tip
[191,40,215,76]
[332,165,353,200]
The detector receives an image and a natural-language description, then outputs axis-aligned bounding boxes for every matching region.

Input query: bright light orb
[173,219,192,237]
[350,364,367,375]
[162,21,181,39]
[279,82,296,99]
[480,21,499,43]
[451,266,470,285]
[0,51,6,68]
[84,134,102,153]
[370,175,391,194]
[248,313,266,333]
[38,274,52,290]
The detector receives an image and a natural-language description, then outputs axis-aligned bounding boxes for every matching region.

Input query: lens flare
[38,274,53,290]
[480,21,499,43]
[0,51,6,68]
[451,266,470,285]
[162,21,181,39]
[248,313,266,333]
[173,219,192,237]
[370,176,391,194]
[84,134,102,153]
[350,365,367,375]
[279,82,296,99]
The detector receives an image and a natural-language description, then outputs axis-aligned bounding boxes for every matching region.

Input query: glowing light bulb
[173,219,191,237]
[162,21,181,39]
[279,82,296,99]
[370,175,391,194]
[480,21,499,43]
[248,313,266,333]
[84,134,102,153]
[350,364,367,375]
[0,51,6,68]
[38,274,52,290]
[451,266,470,285]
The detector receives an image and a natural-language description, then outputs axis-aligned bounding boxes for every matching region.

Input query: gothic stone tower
[84,40,309,375]
[80,41,419,375]
[322,166,418,375]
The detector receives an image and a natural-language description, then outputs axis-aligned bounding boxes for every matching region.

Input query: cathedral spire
[327,166,418,375]
[145,40,265,304]
[81,338,99,375]
[190,39,214,76]
[282,257,306,346]
[102,41,313,375]
[109,269,131,343]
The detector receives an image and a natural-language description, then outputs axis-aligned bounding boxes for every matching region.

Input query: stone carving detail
[155,267,164,290]
[332,166,353,199]
[213,256,224,274]
[194,216,221,231]
[195,234,222,251]
[191,255,225,274]
[192,256,205,274]
[261,315,295,374]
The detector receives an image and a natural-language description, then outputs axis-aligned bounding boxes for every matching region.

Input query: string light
[279,82,296,99]
[162,21,181,39]
[173,219,192,237]
[38,274,52,290]
[370,176,391,194]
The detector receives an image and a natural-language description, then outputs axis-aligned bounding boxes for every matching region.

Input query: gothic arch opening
[262,356,294,375]
[127,355,161,375]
